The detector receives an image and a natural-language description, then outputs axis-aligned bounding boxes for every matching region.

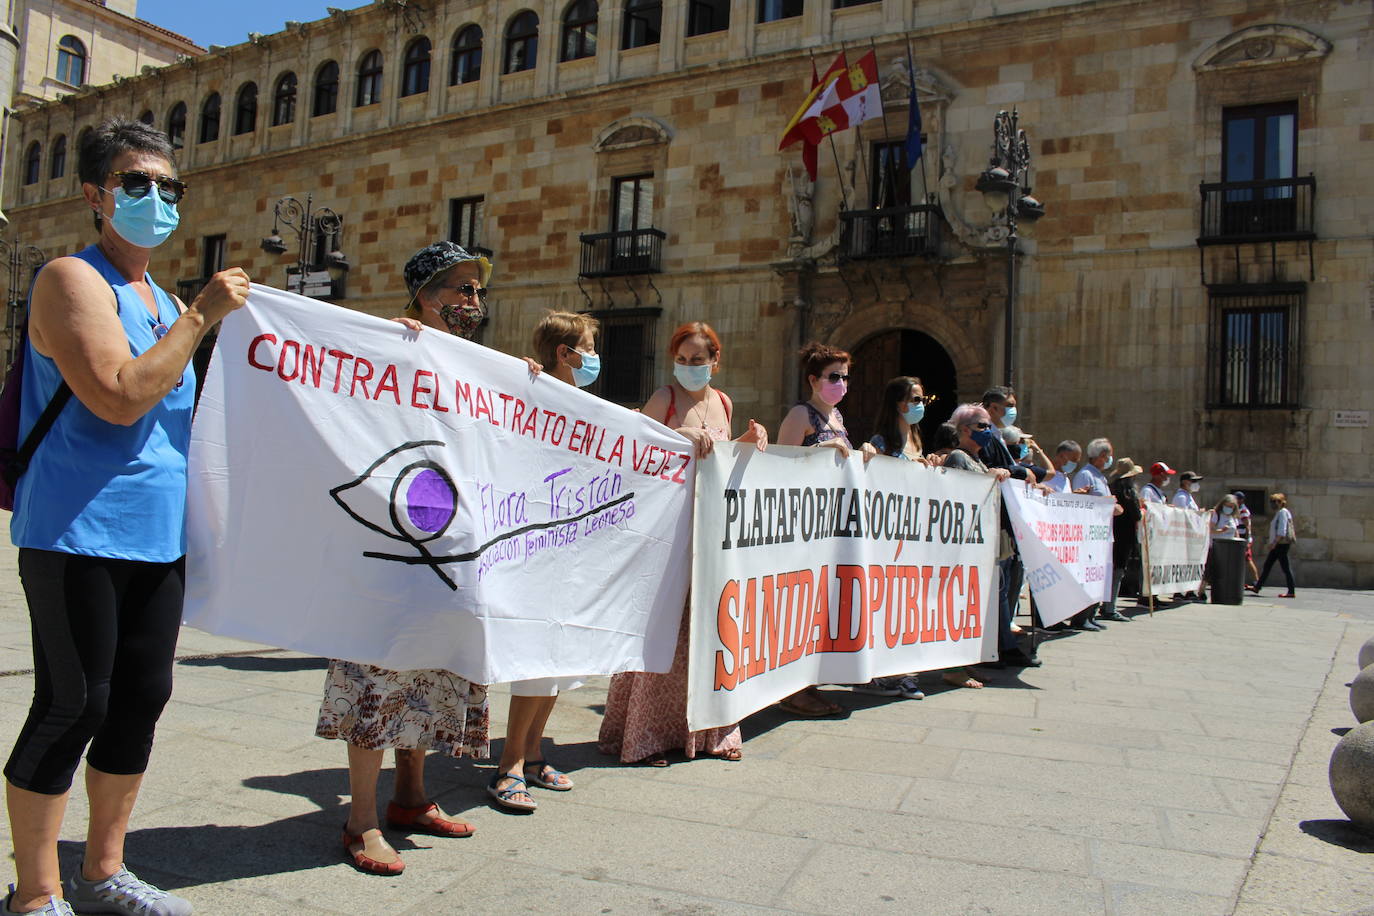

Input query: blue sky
[135,1,371,49]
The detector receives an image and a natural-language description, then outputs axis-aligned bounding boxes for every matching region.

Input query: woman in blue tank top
[4,119,248,916]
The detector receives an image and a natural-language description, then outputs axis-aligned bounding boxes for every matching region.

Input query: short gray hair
[1056,439,1081,455]
[1086,438,1112,459]
[949,403,990,430]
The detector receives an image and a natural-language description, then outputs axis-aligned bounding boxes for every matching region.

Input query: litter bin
[1209,537,1247,605]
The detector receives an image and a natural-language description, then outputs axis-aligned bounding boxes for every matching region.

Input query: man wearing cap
[1172,471,1203,509]
[1142,462,1175,503]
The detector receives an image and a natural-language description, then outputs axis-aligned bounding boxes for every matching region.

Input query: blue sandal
[524,760,574,791]
[487,772,538,811]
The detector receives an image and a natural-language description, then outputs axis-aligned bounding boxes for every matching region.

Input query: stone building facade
[3,0,1372,585]
[1,0,201,223]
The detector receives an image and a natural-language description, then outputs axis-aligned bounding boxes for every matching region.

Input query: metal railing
[838,204,942,260]
[1198,176,1316,244]
[578,227,666,277]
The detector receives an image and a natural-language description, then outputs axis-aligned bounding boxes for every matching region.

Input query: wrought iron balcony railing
[1198,175,1316,245]
[578,228,666,278]
[839,204,942,260]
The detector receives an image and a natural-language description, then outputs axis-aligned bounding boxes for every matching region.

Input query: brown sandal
[942,669,984,689]
[386,800,475,838]
[342,826,404,875]
[711,748,743,761]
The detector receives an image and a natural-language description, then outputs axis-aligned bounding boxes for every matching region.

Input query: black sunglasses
[972,422,992,430]
[824,372,849,383]
[438,283,489,302]
[110,170,187,204]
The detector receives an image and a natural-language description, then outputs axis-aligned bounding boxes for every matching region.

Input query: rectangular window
[586,307,659,405]
[610,175,655,271]
[1219,101,1299,235]
[1207,286,1302,409]
[201,234,226,279]
[870,141,913,209]
[757,0,803,23]
[687,0,729,36]
[449,196,485,251]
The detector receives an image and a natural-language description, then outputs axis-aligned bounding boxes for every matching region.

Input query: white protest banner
[1001,481,1115,627]
[686,444,999,731]
[1140,502,1210,596]
[185,284,694,684]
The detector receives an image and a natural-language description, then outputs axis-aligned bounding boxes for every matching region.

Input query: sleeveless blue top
[11,245,196,562]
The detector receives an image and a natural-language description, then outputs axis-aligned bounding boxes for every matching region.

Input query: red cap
[1151,462,1176,475]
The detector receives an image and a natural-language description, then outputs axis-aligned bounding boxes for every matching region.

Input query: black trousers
[5,549,184,795]
[1256,543,1296,594]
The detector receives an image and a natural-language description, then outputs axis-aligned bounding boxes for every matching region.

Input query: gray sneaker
[63,868,191,916]
[3,886,76,915]
[895,675,925,700]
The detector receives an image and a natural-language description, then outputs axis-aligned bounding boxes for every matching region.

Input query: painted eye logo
[330,441,463,589]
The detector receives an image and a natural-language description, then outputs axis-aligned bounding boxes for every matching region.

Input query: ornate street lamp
[0,236,47,371]
[260,194,345,296]
[977,108,1044,387]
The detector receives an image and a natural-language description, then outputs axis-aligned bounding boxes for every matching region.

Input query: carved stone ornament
[1193,24,1332,72]
[594,117,672,152]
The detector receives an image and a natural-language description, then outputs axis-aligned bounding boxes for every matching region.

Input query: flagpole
[842,42,873,210]
[806,48,849,211]
[869,38,900,211]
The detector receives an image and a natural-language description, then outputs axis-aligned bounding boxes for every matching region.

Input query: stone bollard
[1330,720,1374,834]
[1353,667,1374,724]
[1359,635,1374,672]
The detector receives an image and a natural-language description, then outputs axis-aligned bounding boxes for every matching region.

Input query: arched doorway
[844,329,958,451]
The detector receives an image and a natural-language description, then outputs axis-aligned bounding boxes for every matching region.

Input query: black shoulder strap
[18,381,73,466]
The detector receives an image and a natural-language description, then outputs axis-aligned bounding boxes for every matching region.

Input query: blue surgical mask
[1000,406,1018,428]
[902,402,925,425]
[1221,506,1234,515]
[102,186,179,248]
[673,363,713,392]
[571,351,600,387]
[971,426,998,449]
[1017,443,1029,460]
[1062,460,1078,474]
[1103,455,1114,470]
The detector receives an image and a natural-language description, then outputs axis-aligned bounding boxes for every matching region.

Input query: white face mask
[1189,483,1200,493]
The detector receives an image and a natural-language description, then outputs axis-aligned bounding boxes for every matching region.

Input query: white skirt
[508,676,585,697]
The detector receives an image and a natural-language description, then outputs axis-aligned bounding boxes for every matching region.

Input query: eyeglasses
[972,422,992,430]
[149,320,185,389]
[825,372,849,383]
[437,283,488,302]
[109,170,187,204]
[912,394,938,406]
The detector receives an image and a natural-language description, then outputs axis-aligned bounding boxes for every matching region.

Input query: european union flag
[905,79,923,168]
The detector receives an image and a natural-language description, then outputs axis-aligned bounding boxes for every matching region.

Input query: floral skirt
[316,660,489,759]
[597,603,741,763]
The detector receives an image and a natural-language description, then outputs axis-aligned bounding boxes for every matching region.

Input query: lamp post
[0,236,46,371]
[976,108,1043,388]
[260,194,346,296]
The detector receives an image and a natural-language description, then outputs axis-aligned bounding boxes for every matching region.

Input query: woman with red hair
[597,322,765,765]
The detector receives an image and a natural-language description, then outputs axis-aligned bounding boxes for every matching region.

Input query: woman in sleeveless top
[771,342,855,717]
[6,119,249,915]
[598,322,765,765]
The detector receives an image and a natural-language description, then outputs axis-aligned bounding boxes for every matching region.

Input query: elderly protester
[316,242,494,874]
[5,118,249,916]
[1249,492,1297,598]
[1070,438,1126,627]
[1044,440,1082,493]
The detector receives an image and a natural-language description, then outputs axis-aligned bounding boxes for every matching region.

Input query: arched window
[138,109,154,125]
[166,102,187,148]
[23,142,41,185]
[401,37,431,96]
[272,72,297,125]
[313,61,339,116]
[355,50,383,107]
[233,83,257,134]
[451,26,483,85]
[56,35,86,85]
[199,92,221,143]
[623,0,662,49]
[49,135,67,180]
[561,0,598,61]
[504,12,539,74]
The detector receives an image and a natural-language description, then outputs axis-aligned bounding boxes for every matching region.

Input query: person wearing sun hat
[1103,458,1145,621]
[314,240,500,877]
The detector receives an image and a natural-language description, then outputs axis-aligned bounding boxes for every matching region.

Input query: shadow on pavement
[1299,819,1374,853]
[1333,727,1351,737]
[177,655,328,673]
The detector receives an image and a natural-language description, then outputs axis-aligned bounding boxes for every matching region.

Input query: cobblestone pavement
[0,533,1370,915]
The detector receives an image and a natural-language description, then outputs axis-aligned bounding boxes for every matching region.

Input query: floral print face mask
[439,303,486,339]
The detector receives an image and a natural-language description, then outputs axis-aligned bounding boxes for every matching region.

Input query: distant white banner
[1140,502,1210,596]
[185,285,694,684]
[1001,481,1115,627]
[687,445,999,732]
